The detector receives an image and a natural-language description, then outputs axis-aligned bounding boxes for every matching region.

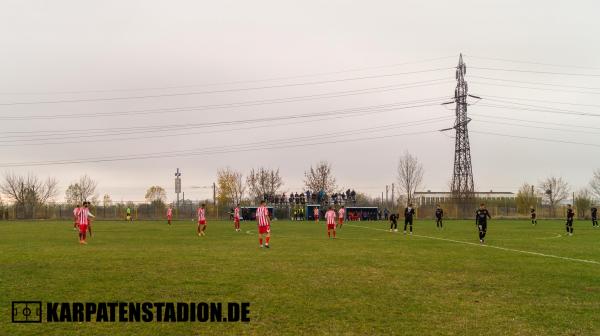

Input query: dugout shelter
[344,207,379,221]
[241,206,274,221]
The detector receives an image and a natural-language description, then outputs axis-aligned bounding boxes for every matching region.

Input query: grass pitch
[1,218,599,335]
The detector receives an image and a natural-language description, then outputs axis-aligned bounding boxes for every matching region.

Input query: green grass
[1,219,599,335]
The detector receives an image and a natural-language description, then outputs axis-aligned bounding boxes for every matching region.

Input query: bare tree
[1,173,58,204]
[145,186,167,206]
[515,183,538,214]
[304,161,337,194]
[217,168,245,206]
[538,176,569,217]
[0,173,58,218]
[65,175,98,204]
[590,169,600,201]
[575,188,592,218]
[396,151,424,205]
[246,167,284,201]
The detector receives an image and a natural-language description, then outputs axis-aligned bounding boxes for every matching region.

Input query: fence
[0,202,591,221]
[0,202,296,221]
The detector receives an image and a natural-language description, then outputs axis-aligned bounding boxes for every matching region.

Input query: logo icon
[12,301,42,323]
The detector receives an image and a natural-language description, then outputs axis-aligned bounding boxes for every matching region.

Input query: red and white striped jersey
[167,208,172,217]
[73,207,80,217]
[338,208,345,219]
[78,207,89,225]
[197,208,206,221]
[234,207,240,218]
[256,206,269,227]
[325,210,336,225]
[313,208,319,216]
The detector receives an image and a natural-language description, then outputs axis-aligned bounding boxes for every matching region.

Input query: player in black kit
[566,204,574,236]
[591,206,598,228]
[435,205,444,229]
[476,203,491,244]
[389,213,398,232]
[404,203,416,235]
[530,206,537,225]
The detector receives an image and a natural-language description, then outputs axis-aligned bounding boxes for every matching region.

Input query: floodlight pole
[175,168,182,216]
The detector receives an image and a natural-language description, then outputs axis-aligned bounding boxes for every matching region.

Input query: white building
[413,190,515,206]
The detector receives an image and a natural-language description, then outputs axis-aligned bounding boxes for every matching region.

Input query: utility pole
[213,182,218,220]
[391,183,395,209]
[213,182,216,205]
[449,54,475,217]
[174,168,182,217]
[386,185,389,205]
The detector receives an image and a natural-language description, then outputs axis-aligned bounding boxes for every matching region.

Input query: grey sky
[0,0,599,203]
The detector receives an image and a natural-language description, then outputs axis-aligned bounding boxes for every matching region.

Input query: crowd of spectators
[262,189,357,206]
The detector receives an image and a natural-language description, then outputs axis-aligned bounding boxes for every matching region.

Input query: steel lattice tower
[451,54,475,204]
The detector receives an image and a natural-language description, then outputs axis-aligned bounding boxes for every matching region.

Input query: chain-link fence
[0,202,591,221]
[0,202,298,221]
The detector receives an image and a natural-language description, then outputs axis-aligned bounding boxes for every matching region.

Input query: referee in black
[591,206,598,228]
[404,203,416,235]
[476,203,491,244]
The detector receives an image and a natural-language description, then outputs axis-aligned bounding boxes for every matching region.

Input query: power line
[0,129,442,168]
[469,75,600,91]
[470,113,600,131]
[0,68,453,106]
[483,94,600,108]
[472,130,600,148]
[0,55,457,95]
[0,79,453,120]
[471,80,600,95]
[0,111,453,147]
[477,103,600,118]
[464,55,600,71]
[469,66,600,78]
[480,96,600,116]
[0,97,449,139]
[472,119,600,136]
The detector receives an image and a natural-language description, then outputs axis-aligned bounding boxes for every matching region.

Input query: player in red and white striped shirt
[325,206,337,239]
[197,203,207,236]
[256,201,271,248]
[166,205,173,225]
[233,205,241,232]
[77,201,95,244]
[337,206,345,229]
[313,207,320,223]
[73,204,81,230]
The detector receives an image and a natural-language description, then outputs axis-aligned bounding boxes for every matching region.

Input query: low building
[413,190,515,206]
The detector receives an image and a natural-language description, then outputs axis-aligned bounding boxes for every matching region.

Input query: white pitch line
[345,224,600,265]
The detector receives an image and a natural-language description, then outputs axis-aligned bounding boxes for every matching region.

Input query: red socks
[259,238,263,245]
[266,237,270,244]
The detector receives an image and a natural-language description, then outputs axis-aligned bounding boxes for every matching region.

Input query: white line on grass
[345,224,600,265]
[244,229,389,241]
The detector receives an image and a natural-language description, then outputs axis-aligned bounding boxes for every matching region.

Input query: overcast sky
[0,0,599,203]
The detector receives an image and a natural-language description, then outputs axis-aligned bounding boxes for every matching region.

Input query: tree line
[1,159,599,218]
